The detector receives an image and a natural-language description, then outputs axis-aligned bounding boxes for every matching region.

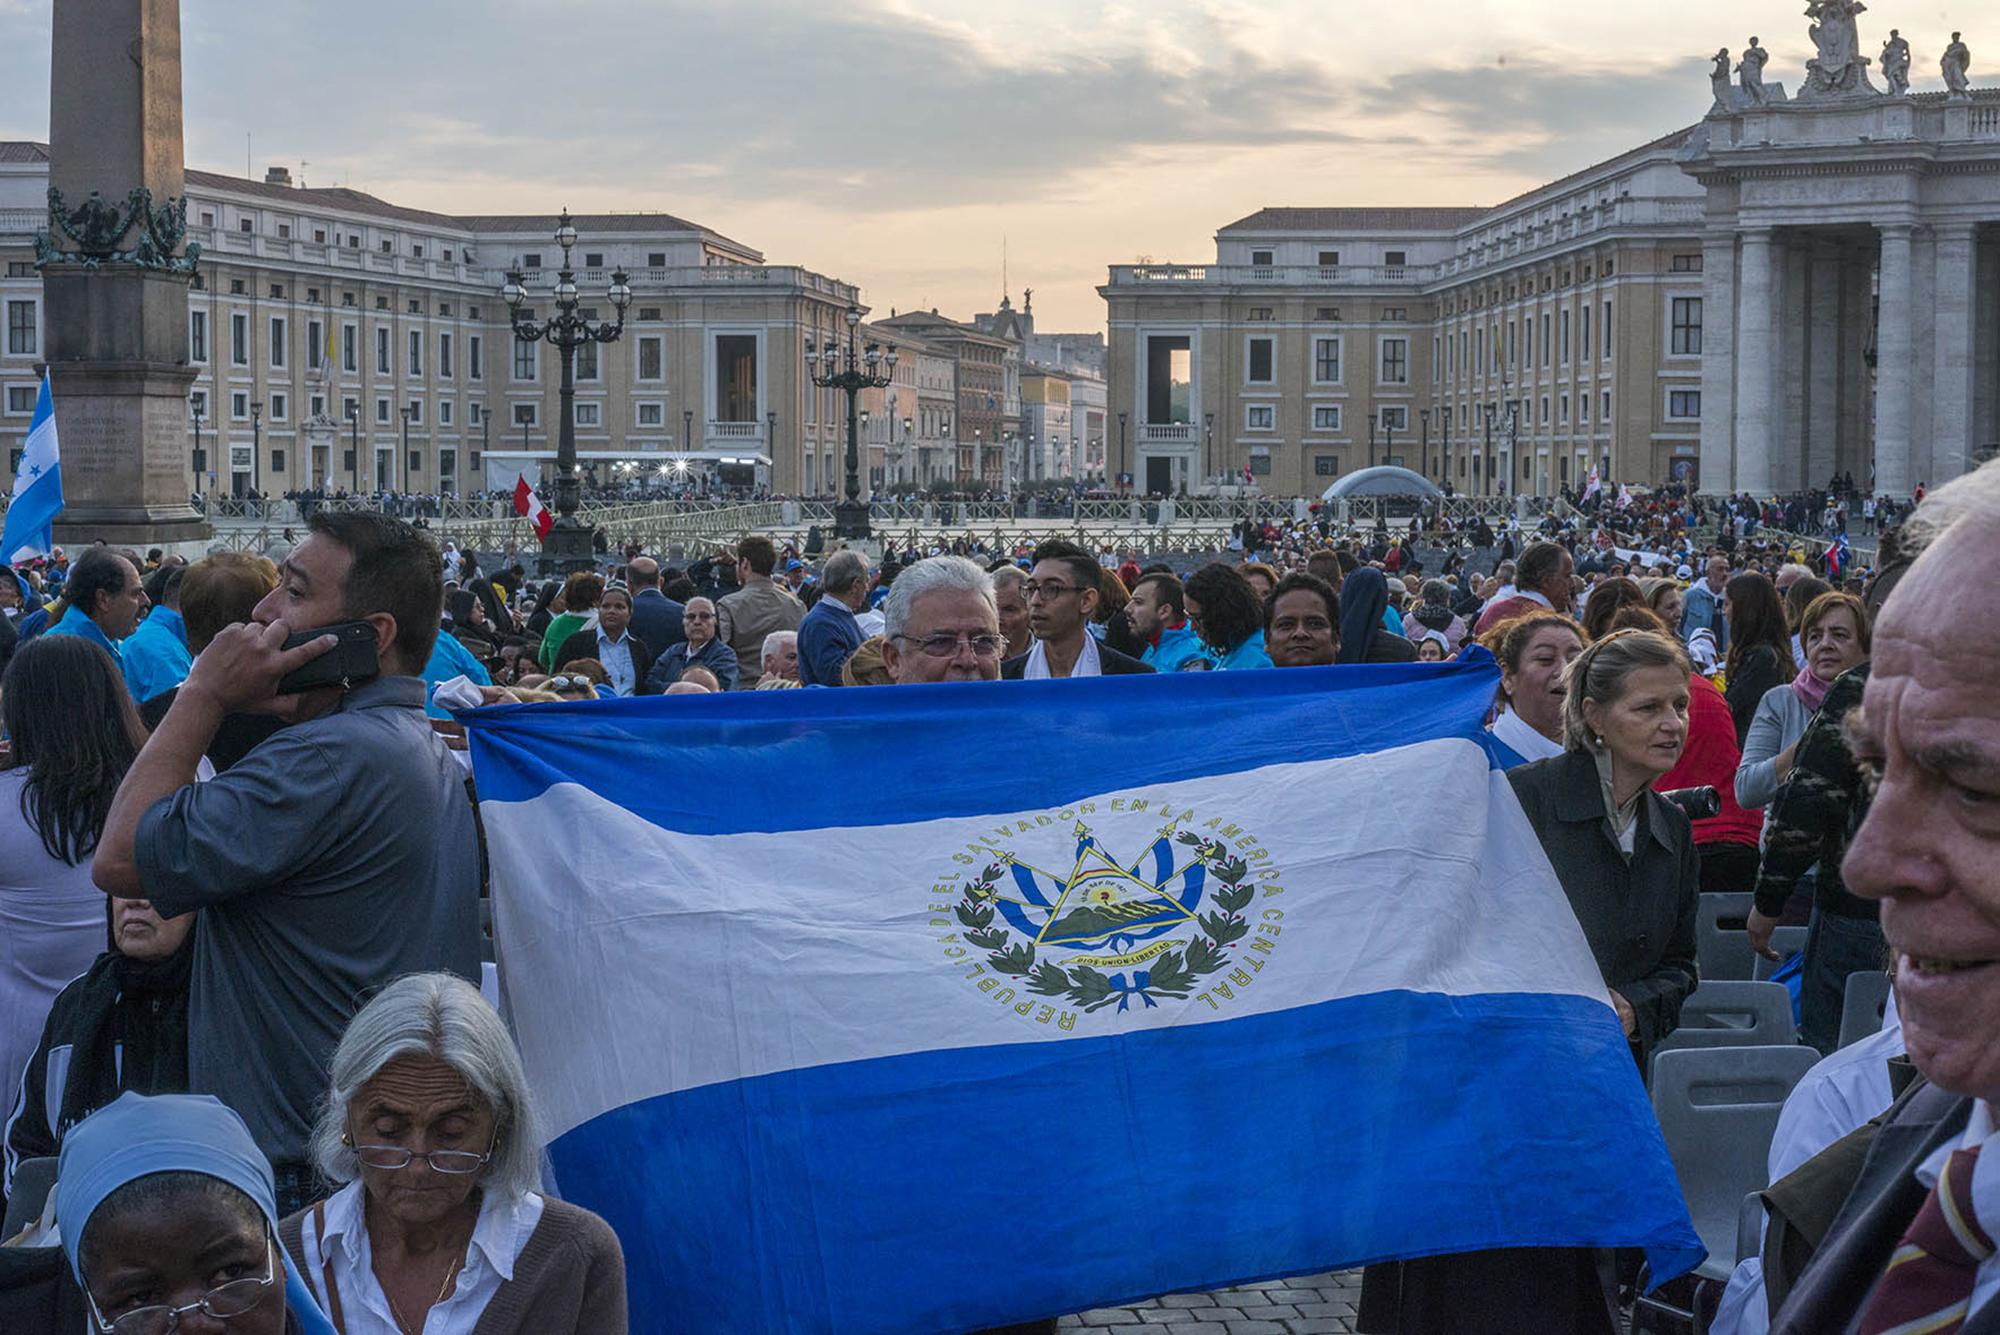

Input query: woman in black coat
[1360,628,1699,1335]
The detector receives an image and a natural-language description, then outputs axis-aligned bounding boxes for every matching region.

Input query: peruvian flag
[513,473,552,539]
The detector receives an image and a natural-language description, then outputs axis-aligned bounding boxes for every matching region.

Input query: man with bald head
[1771,460,2000,1332]
[623,554,686,660]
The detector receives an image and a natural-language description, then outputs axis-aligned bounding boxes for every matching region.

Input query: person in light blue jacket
[121,566,193,708]
[1126,572,1207,672]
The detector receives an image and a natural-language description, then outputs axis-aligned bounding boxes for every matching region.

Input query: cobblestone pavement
[1057,1270,1363,1334]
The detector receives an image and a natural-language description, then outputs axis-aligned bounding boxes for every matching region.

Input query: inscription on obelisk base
[38,0,207,547]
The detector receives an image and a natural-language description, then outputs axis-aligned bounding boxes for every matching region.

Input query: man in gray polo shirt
[95,512,479,1212]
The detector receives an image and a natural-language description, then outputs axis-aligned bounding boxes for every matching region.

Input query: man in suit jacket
[1000,551,1154,679]
[623,556,685,661]
[1770,471,2000,1333]
[797,550,868,686]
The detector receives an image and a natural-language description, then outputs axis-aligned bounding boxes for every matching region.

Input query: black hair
[142,564,184,608]
[62,548,134,624]
[307,511,444,670]
[1264,572,1340,633]
[78,1172,264,1281]
[1,636,146,864]
[1134,572,1185,620]
[1183,563,1264,655]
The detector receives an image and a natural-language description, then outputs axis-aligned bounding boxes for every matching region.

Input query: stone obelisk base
[47,358,207,548]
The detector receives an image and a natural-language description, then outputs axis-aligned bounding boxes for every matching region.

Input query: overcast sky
[2,0,1994,331]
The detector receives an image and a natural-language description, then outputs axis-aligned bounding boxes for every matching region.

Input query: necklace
[383,1249,464,1335]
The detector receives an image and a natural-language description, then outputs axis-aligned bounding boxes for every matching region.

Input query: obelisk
[38,0,206,546]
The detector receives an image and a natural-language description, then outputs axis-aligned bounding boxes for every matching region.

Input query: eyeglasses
[349,1141,495,1174]
[1023,581,1080,601]
[896,632,1005,659]
[88,1234,276,1334]
[546,675,596,692]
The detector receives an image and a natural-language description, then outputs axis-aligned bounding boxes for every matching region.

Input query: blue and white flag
[1,373,62,563]
[464,662,1702,1333]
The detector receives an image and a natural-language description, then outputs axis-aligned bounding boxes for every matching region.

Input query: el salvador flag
[1,372,63,563]
[463,661,1702,1334]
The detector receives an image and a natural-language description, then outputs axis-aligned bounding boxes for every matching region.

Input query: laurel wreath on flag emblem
[954,828,1254,1013]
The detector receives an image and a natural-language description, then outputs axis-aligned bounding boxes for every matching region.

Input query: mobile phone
[275,620,381,694]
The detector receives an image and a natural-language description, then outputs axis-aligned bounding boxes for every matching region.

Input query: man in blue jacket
[796,550,869,686]
[624,555,685,661]
[1125,572,1205,672]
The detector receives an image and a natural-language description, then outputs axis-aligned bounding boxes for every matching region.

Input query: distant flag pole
[513,471,552,540]
[1,372,64,563]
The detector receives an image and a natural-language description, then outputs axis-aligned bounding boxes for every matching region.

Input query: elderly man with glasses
[880,556,1008,685]
[1000,549,1154,680]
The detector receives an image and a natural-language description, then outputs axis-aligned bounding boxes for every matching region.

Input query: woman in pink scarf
[1734,591,1871,833]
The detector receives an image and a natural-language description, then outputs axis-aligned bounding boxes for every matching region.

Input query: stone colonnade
[1703,221,1999,496]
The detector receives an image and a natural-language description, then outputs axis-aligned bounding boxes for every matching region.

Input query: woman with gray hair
[282,972,626,1334]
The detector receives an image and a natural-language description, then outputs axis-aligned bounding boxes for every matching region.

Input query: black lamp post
[501,209,632,574]
[346,401,359,493]
[1419,408,1430,479]
[248,400,262,502]
[1482,404,1494,499]
[1202,412,1213,492]
[1442,407,1451,491]
[806,305,895,540]
[190,401,205,499]
[399,405,414,494]
[1368,411,1378,471]
[1117,411,1127,493]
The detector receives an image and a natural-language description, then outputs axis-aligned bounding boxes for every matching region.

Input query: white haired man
[1769,460,2000,1332]
[880,556,1004,685]
[797,549,869,686]
[759,630,800,686]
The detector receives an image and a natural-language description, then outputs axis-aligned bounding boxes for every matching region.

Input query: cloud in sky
[1,0,1995,330]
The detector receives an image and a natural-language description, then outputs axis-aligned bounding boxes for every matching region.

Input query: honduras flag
[463,661,1702,1333]
[1,373,63,563]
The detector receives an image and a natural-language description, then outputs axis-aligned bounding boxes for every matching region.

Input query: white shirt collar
[1518,589,1554,610]
[1491,707,1565,761]
[317,1178,541,1284]
[1023,633,1102,679]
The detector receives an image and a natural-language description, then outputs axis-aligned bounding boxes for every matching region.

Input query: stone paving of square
[1057,1270,1363,1334]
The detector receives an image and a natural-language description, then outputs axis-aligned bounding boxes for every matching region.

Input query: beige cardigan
[280,1194,627,1335]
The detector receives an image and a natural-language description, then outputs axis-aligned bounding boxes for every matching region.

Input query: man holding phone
[92,511,482,1214]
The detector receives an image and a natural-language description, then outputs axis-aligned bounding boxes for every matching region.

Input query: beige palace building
[1,146,873,498]
[1104,55,2000,500]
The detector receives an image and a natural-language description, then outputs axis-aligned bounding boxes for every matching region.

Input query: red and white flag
[513,473,552,539]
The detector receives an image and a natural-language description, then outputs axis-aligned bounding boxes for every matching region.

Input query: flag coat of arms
[463,661,1702,1333]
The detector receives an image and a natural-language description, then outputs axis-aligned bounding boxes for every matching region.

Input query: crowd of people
[0,456,1995,1334]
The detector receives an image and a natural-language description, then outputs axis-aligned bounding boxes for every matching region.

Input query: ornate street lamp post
[806,305,895,540]
[501,209,631,573]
